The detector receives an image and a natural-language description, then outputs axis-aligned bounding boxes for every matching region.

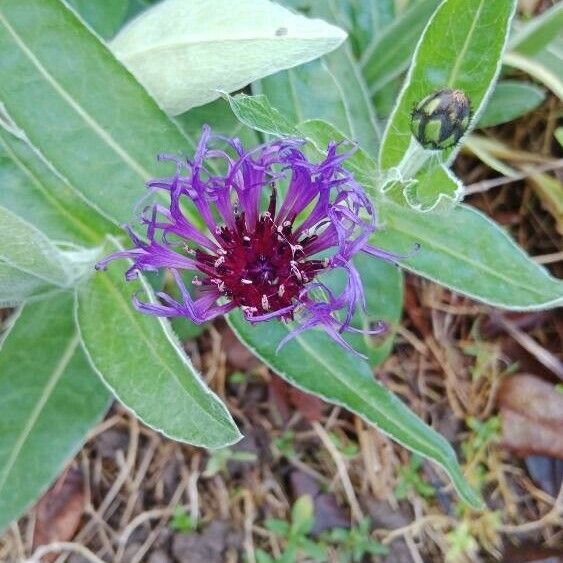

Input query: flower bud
[410,89,471,150]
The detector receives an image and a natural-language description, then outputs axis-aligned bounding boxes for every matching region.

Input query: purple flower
[97,126,400,354]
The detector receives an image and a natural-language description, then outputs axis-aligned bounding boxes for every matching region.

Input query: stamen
[214,255,225,268]
[278,284,285,297]
[261,294,270,310]
[241,279,253,285]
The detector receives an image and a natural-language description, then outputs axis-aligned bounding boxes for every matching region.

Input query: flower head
[97,126,398,354]
[410,89,472,150]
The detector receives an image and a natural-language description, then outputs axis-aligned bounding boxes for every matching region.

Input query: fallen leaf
[219,323,261,371]
[33,465,85,560]
[269,374,324,423]
[498,374,563,459]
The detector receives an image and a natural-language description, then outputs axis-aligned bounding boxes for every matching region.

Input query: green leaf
[254,60,353,138]
[373,201,563,310]
[361,0,441,94]
[0,0,201,228]
[477,80,546,128]
[110,0,346,115]
[66,0,129,38]
[380,0,517,171]
[0,263,62,306]
[255,55,380,152]
[175,98,260,149]
[290,495,315,537]
[509,3,563,56]
[0,126,116,246]
[386,164,464,212]
[338,255,402,365]
[226,93,299,138]
[0,206,90,295]
[0,293,109,533]
[227,311,482,509]
[297,119,377,188]
[75,239,242,448]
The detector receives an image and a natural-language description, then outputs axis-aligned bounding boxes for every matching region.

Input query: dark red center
[193,191,325,317]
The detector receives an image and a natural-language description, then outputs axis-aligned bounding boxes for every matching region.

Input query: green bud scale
[410,89,472,150]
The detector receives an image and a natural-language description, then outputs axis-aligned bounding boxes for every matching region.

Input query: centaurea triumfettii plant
[97,126,399,353]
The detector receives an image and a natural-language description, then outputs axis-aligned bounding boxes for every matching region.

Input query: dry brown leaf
[33,465,85,561]
[498,374,563,459]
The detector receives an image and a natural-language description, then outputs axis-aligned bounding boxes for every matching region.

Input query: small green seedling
[394,454,436,500]
[328,432,360,460]
[256,495,327,563]
[273,431,297,459]
[321,518,388,562]
[170,507,197,534]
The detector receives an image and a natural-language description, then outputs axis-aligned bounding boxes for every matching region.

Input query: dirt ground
[1,96,562,562]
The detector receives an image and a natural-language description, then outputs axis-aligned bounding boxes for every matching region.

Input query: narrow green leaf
[0,127,116,246]
[66,0,129,39]
[0,293,109,533]
[361,0,441,94]
[75,240,242,448]
[477,80,545,128]
[509,3,563,56]
[227,311,482,509]
[380,0,517,170]
[504,43,563,100]
[305,0,395,56]
[322,47,382,150]
[110,0,346,115]
[374,201,563,310]
[0,206,79,288]
[304,1,382,149]
[0,0,201,228]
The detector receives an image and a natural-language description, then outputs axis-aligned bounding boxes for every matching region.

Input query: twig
[465,159,563,194]
[312,421,364,522]
[499,483,563,534]
[495,315,563,380]
[26,542,107,563]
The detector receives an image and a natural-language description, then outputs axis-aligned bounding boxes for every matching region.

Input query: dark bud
[410,89,472,150]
